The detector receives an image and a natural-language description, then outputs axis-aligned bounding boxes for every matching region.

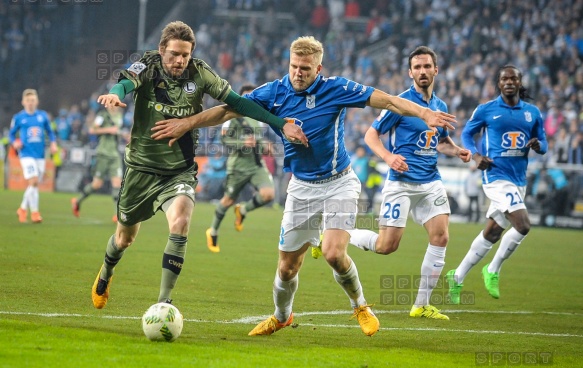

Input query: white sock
[488,227,525,273]
[21,186,32,209]
[347,229,378,252]
[333,261,367,309]
[413,244,446,308]
[29,186,39,212]
[455,231,493,283]
[273,272,298,323]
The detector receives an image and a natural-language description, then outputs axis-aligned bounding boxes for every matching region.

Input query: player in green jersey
[91,21,307,309]
[71,105,123,223]
[206,85,276,253]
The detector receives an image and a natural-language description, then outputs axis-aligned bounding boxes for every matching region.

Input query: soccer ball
[141,302,183,342]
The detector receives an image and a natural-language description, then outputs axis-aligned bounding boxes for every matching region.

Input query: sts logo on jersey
[415,130,439,153]
[27,126,42,143]
[501,131,527,157]
[501,131,526,149]
[414,130,439,156]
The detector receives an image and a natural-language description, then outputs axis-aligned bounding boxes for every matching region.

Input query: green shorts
[117,166,198,226]
[93,154,122,180]
[224,166,273,200]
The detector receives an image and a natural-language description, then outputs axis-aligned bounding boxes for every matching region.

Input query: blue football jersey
[372,85,449,183]
[9,109,56,159]
[245,74,374,181]
[461,96,547,186]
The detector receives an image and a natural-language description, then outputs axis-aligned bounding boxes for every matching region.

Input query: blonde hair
[22,89,38,99]
[290,36,324,65]
[159,21,196,51]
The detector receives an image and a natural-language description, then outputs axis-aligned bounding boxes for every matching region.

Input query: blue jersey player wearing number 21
[446,65,547,304]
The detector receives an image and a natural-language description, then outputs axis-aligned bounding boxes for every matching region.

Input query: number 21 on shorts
[506,191,523,206]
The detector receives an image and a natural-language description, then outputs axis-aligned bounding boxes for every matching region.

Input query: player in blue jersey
[446,65,547,303]
[343,46,471,320]
[151,37,457,336]
[9,89,58,223]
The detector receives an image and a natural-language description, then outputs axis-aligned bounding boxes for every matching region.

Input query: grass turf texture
[0,190,582,367]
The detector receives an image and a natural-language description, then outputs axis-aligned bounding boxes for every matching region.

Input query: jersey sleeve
[242,82,272,110]
[329,77,375,108]
[461,105,486,155]
[371,109,401,135]
[119,51,159,90]
[8,116,19,143]
[531,107,548,154]
[197,60,231,102]
[42,111,56,142]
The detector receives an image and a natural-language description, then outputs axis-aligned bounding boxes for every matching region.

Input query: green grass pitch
[0,190,581,367]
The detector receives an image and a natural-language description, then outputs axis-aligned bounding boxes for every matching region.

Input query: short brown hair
[159,21,196,51]
[408,46,438,69]
[22,89,38,99]
[290,36,324,65]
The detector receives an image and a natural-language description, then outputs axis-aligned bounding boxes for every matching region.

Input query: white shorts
[20,157,46,180]
[483,180,526,228]
[378,180,450,227]
[279,169,360,252]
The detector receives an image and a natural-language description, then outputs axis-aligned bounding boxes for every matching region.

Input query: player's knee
[261,190,275,202]
[430,233,449,247]
[514,221,530,235]
[323,246,346,267]
[278,262,301,281]
[169,215,190,234]
[375,239,400,255]
[116,234,135,249]
[220,196,234,208]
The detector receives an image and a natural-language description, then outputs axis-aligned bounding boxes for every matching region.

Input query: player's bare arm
[367,89,456,131]
[437,137,471,162]
[151,105,241,147]
[49,141,58,154]
[364,126,408,173]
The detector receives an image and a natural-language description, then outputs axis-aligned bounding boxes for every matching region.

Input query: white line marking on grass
[2,310,582,338]
[230,309,583,323]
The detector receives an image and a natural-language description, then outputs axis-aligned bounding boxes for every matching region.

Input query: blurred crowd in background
[1,0,582,215]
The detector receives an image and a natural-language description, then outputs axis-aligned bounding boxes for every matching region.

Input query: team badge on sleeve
[127,62,147,75]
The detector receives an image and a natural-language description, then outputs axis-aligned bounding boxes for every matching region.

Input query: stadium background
[1,0,582,228]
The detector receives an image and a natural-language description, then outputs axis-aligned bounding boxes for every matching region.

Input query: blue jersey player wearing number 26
[446,65,547,304]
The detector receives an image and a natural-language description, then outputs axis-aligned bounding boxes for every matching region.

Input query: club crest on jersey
[524,111,532,122]
[183,82,197,94]
[306,95,316,109]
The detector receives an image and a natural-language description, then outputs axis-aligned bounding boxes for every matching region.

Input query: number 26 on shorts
[383,203,401,219]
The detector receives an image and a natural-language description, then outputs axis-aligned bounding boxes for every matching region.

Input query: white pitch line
[2,310,582,338]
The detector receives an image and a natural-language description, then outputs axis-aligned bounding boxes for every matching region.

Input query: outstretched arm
[151,91,308,147]
[367,89,456,131]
